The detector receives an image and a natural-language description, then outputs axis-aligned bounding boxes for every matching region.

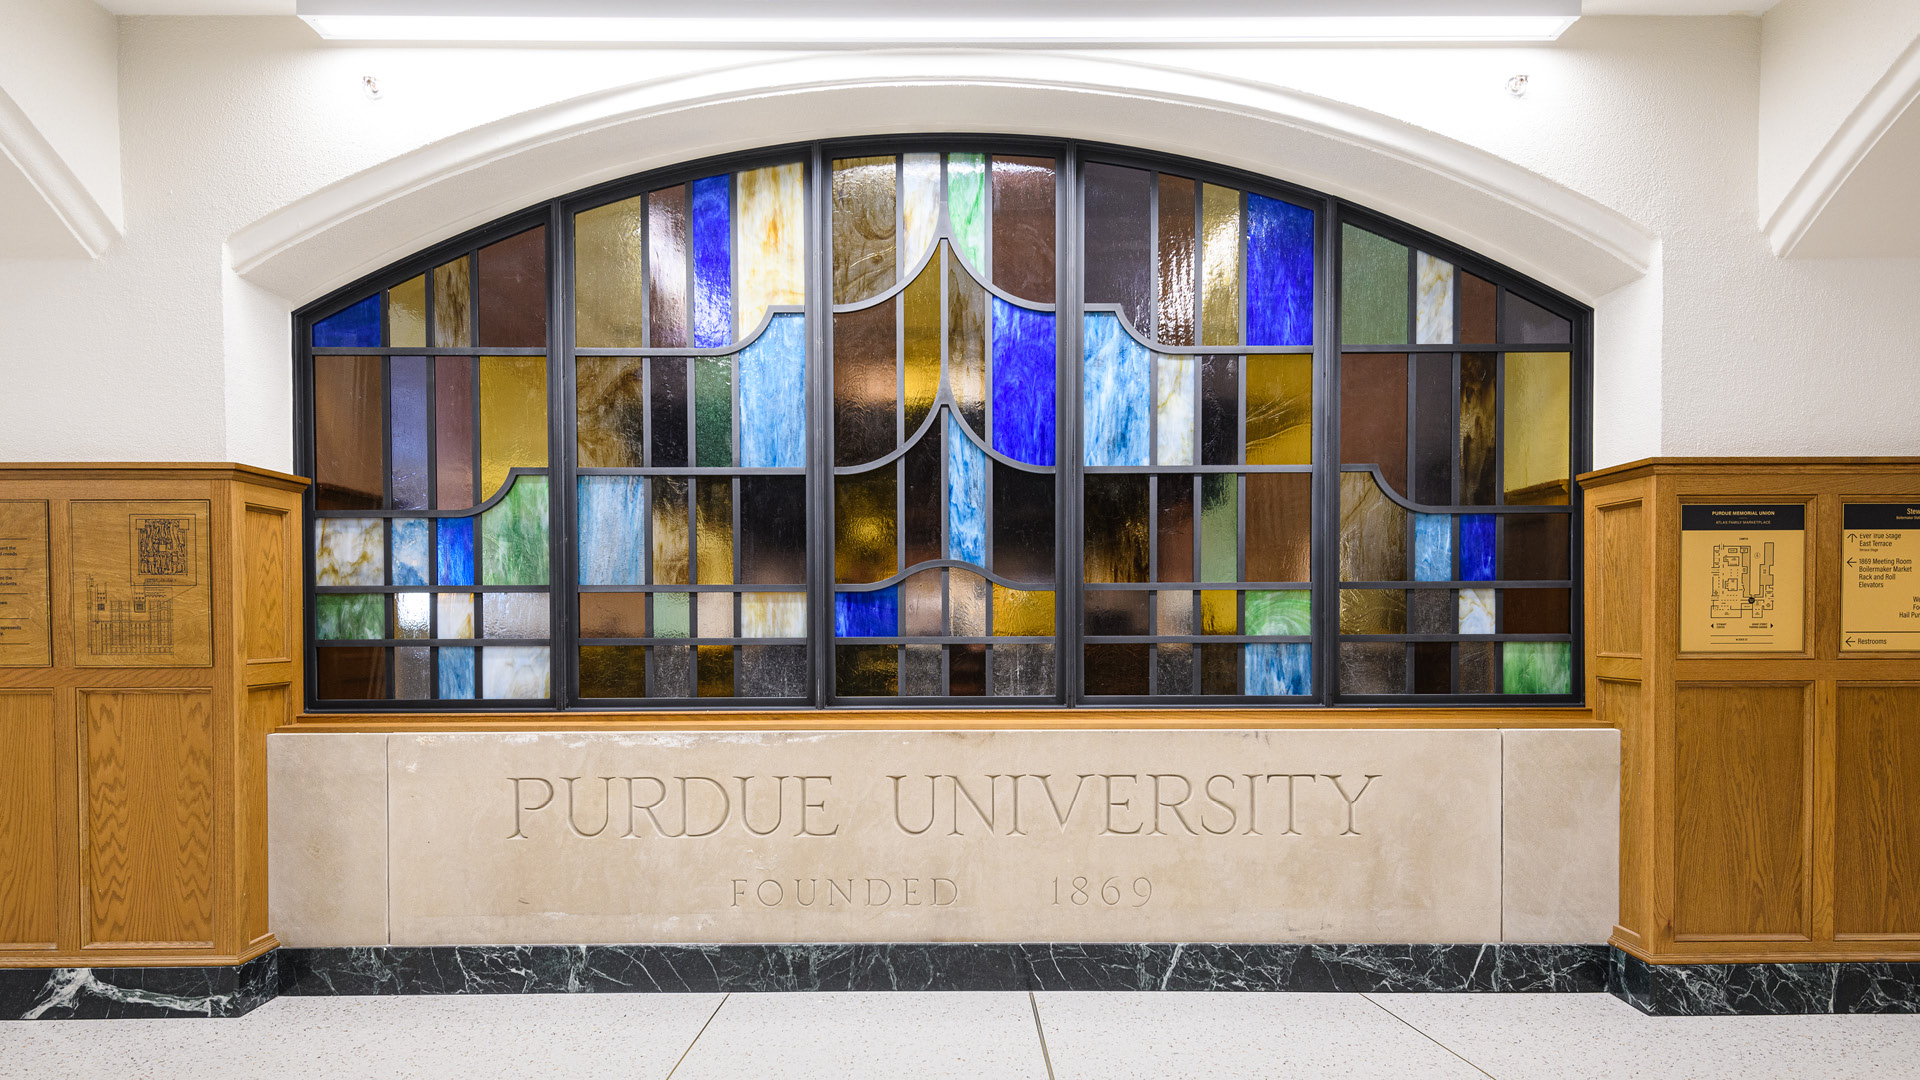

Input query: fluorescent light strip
[299,14,1579,44]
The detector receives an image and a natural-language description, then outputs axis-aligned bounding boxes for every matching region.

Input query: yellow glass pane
[992,585,1056,637]
[574,195,646,348]
[433,256,471,348]
[388,275,425,348]
[1199,184,1241,348]
[1502,352,1571,505]
[1201,589,1238,635]
[834,469,896,584]
[947,246,986,436]
[736,163,805,337]
[1339,471,1408,582]
[477,356,547,500]
[1245,354,1312,465]
[1340,589,1408,635]
[695,477,734,585]
[903,253,941,436]
[651,477,689,585]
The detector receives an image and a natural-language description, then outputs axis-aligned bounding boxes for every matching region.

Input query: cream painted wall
[0,0,124,256]
[0,14,1915,470]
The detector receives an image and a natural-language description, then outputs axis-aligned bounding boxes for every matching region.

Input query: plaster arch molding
[229,52,1656,306]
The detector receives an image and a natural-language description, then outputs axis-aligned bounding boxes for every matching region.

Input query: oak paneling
[1673,682,1810,939]
[238,684,286,946]
[243,506,288,663]
[0,691,57,950]
[1835,683,1920,937]
[1595,500,1645,656]
[1599,678,1645,936]
[81,689,215,948]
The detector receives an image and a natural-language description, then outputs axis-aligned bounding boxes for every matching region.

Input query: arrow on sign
[1847,637,1857,647]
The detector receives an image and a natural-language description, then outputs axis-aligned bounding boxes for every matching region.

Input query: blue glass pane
[1245,642,1311,695]
[991,298,1056,466]
[313,294,381,348]
[392,518,430,586]
[1246,195,1315,348]
[1081,312,1149,467]
[947,422,986,564]
[691,174,732,348]
[437,516,475,587]
[1414,514,1452,582]
[739,313,806,467]
[835,587,898,638]
[1460,514,1496,581]
[439,646,476,699]
[578,475,645,586]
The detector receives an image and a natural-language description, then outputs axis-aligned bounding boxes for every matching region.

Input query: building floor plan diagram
[1709,541,1775,619]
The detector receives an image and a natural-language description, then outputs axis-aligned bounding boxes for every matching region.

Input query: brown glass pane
[478,225,547,348]
[1459,352,1496,505]
[314,355,384,511]
[1504,588,1571,634]
[316,647,387,699]
[1084,475,1149,583]
[1157,475,1195,582]
[695,478,734,586]
[1341,589,1407,635]
[1459,272,1496,344]
[433,257,471,348]
[1084,590,1149,635]
[836,644,897,696]
[949,644,986,696]
[1410,589,1452,634]
[651,476,690,586]
[1412,354,1452,506]
[1340,354,1409,496]
[1413,642,1452,694]
[649,356,689,468]
[832,156,897,305]
[1200,355,1239,466]
[947,248,987,437]
[991,155,1056,303]
[1458,641,1498,693]
[992,464,1054,584]
[1246,472,1311,583]
[647,184,688,348]
[575,358,644,469]
[1086,643,1151,696]
[904,434,941,569]
[1340,642,1406,694]
[1157,173,1196,347]
[579,593,648,638]
[434,356,476,509]
[834,298,897,467]
[1501,514,1571,581]
[902,570,943,636]
[1200,643,1239,695]
[835,468,896,584]
[740,476,806,585]
[579,645,645,697]
[903,257,940,436]
[1339,471,1408,582]
[1084,163,1151,332]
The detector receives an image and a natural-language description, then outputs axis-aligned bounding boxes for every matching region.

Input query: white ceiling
[92,1,1780,16]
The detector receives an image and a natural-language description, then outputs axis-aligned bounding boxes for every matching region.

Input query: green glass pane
[694,354,733,468]
[1503,641,1572,694]
[1341,225,1409,345]
[1200,473,1237,584]
[316,594,384,640]
[1245,590,1310,636]
[653,593,691,638]
[481,474,550,586]
[947,153,987,271]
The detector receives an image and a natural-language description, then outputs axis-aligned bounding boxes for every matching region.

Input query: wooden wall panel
[1595,500,1645,657]
[81,689,215,949]
[238,684,286,947]
[1599,678,1646,939]
[243,506,288,663]
[1673,682,1811,939]
[1835,683,1920,938]
[0,691,57,950]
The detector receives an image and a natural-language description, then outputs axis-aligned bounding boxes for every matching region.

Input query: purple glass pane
[835,587,898,637]
[1246,195,1314,348]
[313,294,380,348]
[691,174,733,349]
[1460,514,1496,581]
[390,356,430,511]
[990,298,1056,466]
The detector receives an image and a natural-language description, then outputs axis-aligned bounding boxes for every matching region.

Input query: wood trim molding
[0,463,308,491]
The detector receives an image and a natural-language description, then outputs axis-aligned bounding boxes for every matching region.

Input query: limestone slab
[385,729,1502,945]
[269,732,389,947]
[1501,728,1620,943]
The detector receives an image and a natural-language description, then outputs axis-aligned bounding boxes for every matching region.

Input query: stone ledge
[1607,947,1920,1015]
[0,954,280,1021]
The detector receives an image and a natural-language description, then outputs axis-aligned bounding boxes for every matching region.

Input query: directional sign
[1842,503,1920,652]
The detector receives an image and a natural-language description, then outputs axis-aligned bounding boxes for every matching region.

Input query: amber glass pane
[1340,353,1409,496]
[478,356,547,501]
[388,275,426,348]
[1157,475,1195,582]
[832,156,896,305]
[1412,354,1452,505]
[1084,590,1149,635]
[903,255,940,436]
[650,355,688,468]
[834,298,896,467]
[579,646,646,697]
[314,355,383,511]
[1340,471,1407,582]
[575,358,645,469]
[1502,514,1571,581]
[1083,163,1151,332]
[1460,272,1496,344]
[580,593,648,638]
[1505,588,1571,634]
[574,195,645,348]
[1341,588,1407,634]
[695,477,733,585]
[991,155,1056,302]
[837,644,897,696]
[478,226,547,348]
[434,356,476,510]
[904,435,941,569]
[433,256,471,348]
[993,585,1056,636]
[1503,353,1571,505]
[1086,643,1150,696]
[1084,475,1149,583]
[698,645,734,697]
[947,248,987,437]
[651,476,690,585]
[835,468,896,584]
[1246,472,1311,583]
[1157,173,1196,347]
[1245,355,1312,465]
[1201,590,1237,635]
[1199,184,1241,348]
[992,465,1054,584]
[647,184,689,348]
[1200,355,1238,466]
[1459,352,1496,505]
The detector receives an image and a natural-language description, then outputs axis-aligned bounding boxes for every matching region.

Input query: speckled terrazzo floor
[4,991,1919,1079]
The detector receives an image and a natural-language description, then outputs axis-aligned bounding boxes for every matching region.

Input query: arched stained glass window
[297,138,1587,711]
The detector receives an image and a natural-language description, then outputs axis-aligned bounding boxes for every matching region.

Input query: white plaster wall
[0,0,124,228]
[0,15,1915,469]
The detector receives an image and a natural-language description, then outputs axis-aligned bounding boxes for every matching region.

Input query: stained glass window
[299,140,1585,710]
